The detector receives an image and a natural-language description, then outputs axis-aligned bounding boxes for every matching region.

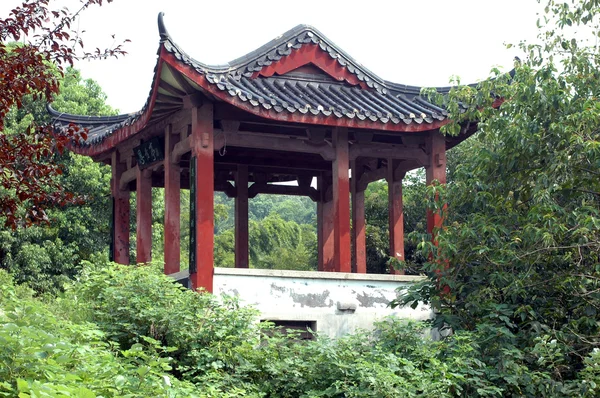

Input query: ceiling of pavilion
[48,13,465,157]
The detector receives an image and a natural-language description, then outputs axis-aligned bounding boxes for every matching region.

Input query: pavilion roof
[49,13,464,157]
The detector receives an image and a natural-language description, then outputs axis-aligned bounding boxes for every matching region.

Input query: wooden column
[190,104,214,292]
[351,160,366,273]
[235,164,249,268]
[332,128,351,273]
[111,152,130,264]
[425,131,447,238]
[387,159,405,275]
[317,175,334,271]
[164,124,180,275]
[136,167,152,264]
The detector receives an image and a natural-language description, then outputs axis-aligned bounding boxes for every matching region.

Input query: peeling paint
[212,271,431,338]
[290,290,332,308]
[356,291,390,308]
[270,283,287,293]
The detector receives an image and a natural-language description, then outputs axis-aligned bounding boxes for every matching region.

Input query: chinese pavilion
[49,13,475,293]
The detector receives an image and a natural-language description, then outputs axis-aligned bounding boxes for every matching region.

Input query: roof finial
[158,12,169,42]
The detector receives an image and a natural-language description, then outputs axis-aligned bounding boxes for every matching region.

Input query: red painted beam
[111,152,130,265]
[387,159,405,275]
[235,165,249,268]
[317,175,335,272]
[332,128,351,273]
[136,167,152,264]
[189,104,215,293]
[164,125,181,275]
[351,160,366,274]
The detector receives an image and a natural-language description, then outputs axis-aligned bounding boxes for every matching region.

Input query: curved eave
[55,57,166,157]
[162,50,451,133]
[55,14,493,158]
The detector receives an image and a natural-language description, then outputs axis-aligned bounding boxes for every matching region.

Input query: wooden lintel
[215,181,236,198]
[349,143,428,165]
[172,135,192,164]
[400,135,423,146]
[215,161,329,173]
[357,166,386,191]
[119,166,137,191]
[214,129,334,160]
[248,183,319,201]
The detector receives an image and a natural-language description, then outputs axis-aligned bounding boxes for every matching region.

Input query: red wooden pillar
[351,160,366,273]
[332,128,351,273]
[136,167,152,264]
[387,159,405,275]
[190,104,214,292]
[235,165,249,268]
[317,175,334,271]
[425,131,447,238]
[164,124,180,274]
[111,152,130,264]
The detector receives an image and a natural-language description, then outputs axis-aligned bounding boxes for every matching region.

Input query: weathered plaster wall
[213,268,431,338]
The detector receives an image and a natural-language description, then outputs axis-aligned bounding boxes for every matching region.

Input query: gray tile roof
[49,13,459,153]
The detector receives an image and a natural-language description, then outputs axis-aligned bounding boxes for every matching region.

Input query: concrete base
[213,268,431,338]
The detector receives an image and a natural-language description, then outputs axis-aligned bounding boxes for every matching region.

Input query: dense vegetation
[2,264,599,397]
[2,0,600,396]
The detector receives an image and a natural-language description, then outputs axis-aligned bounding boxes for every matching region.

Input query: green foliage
[0,269,197,397]
[248,213,317,270]
[364,173,428,275]
[212,194,318,270]
[0,68,114,293]
[61,262,259,381]
[396,0,600,395]
[4,257,600,397]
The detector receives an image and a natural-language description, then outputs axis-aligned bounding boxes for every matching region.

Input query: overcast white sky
[3,1,544,113]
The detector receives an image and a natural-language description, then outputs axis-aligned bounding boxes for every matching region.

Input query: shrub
[0,269,198,397]
[60,262,259,380]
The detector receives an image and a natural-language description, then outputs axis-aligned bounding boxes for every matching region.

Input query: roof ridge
[157,13,388,92]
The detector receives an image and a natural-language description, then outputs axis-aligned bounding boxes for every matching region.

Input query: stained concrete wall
[213,268,431,338]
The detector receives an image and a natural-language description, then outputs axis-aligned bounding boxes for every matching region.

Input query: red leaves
[0,0,127,229]
[0,124,82,228]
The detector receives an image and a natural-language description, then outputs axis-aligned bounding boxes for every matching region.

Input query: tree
[0,0,126,228]
[398,0,600,391]
[0,67,116,293]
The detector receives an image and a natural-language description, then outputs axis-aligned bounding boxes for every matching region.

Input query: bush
[5,260,600,397]
[60,262,259,380]
[0,269,198,397]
